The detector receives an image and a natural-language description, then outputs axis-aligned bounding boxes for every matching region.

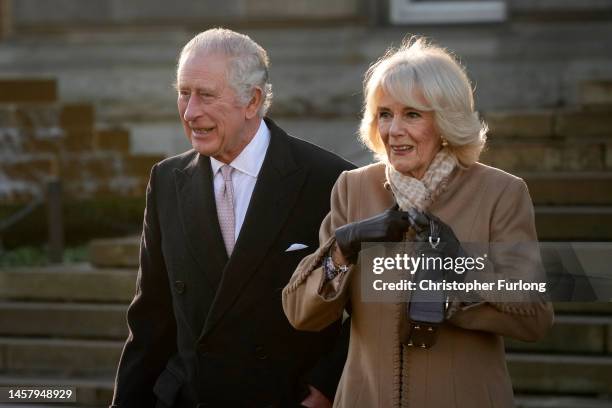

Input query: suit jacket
[283,162,554,408]
[111,118,355,408]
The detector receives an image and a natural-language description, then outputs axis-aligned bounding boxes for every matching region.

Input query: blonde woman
[283,38,553,408]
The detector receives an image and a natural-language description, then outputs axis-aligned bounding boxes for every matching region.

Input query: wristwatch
[323,246,350,281]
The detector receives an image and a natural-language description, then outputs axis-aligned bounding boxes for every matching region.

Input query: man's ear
[245,87,263,119]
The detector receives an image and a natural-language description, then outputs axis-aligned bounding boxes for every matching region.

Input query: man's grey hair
[177,28,273,117]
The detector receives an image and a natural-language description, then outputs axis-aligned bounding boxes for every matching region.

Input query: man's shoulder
[284,133,355,173]
[154,149,199,173]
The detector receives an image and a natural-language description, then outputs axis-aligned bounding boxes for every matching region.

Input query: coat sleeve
[448,177,554,342]
[282,171,354,332]
[111,164,177,407]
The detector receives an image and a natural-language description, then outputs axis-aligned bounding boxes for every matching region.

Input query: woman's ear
[245,87,263,119]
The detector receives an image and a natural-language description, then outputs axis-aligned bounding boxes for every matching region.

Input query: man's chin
[191,140,217,157]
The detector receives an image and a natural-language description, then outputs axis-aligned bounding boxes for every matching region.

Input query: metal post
[46,179,64,263]
[0,0,13,40]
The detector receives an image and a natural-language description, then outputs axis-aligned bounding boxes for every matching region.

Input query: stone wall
[11,0,362,28]
[0,78,161,204]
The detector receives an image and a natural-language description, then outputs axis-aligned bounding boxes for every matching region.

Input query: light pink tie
[216,165,235,255]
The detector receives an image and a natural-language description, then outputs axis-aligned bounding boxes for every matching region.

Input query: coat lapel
[174,154,227,290]
[201,119,309,336]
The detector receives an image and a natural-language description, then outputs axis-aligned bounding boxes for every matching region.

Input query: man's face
[177,51,253,164]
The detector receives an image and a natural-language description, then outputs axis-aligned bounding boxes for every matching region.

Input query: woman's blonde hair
[359,37,487,167]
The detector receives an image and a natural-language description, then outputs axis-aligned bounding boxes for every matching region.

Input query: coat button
[174,280,185,294]
[254,345,268,360]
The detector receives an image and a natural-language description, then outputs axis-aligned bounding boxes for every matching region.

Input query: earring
[441,138,448,147]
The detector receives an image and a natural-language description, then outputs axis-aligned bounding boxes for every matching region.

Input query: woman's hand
[335,207,411,263]
[407,209,463,259]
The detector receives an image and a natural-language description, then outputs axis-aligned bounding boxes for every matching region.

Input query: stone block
[20,136,61,155]
[0,264,136,302]
[13,0,111,24]
[89,236,140,268]
[535,207,612,241]
[92,175,144,198]
[524,173,612,205]
[14,105,63,138]
[245,0,358,18]
[0,105,17,126]
[506,322,606,354]
[62,129,94,152]
[112,0,241,21]
[59,152,121,182]
[580,81,612,107]
[515,396,612,408]
[0,79,57,103]
[124,154,163,177]
[484,111,554,138]
[555,110,612,138]
[0,0,13,40]
[553,302,612,314]
[59,103,94,132]
[1,337,122,375]
[507,353,612,394]
[1,156,57,186]
[0,302,128,339]
[481,143,604,172]
[94,128,130,152]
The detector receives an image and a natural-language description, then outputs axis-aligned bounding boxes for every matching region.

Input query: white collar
[210,119,270,178]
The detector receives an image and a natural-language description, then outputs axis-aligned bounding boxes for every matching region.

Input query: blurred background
[0,0,611,406]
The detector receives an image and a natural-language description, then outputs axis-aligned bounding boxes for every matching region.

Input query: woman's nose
[388,116,403,138]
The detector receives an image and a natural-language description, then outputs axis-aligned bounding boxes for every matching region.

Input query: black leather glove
[335,207,411,263]
[407,209,463,259]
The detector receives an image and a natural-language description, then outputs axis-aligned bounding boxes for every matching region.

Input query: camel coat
[283,162,554,408]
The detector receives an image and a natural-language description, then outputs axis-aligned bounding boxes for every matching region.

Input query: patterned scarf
[385,148,457,211]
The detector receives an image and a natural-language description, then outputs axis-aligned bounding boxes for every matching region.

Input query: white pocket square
[285,243,309,252]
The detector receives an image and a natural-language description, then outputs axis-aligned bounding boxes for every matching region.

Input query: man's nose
[182,95,201,122]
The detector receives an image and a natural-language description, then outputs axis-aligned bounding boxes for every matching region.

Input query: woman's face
[376,91,442,179]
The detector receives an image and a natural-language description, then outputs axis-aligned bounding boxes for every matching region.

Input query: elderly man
[110,28,354,408]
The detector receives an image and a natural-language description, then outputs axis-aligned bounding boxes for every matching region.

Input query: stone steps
[0,302,127,339]
[0,335,611,394]
[505,314,612,354]
[88,237,140,269]
[0,377,609,408]
[1,301,611,354]
[535,206,612,240]
[508,353,612,395]
[85,206,612,264]
[0,337,122,376]
[522,172,612,206]
[1,259,611,402]
[0,264,136,302]
[515,395,612,408]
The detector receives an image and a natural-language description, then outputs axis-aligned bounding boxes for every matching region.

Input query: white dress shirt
[210,119,271,243]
